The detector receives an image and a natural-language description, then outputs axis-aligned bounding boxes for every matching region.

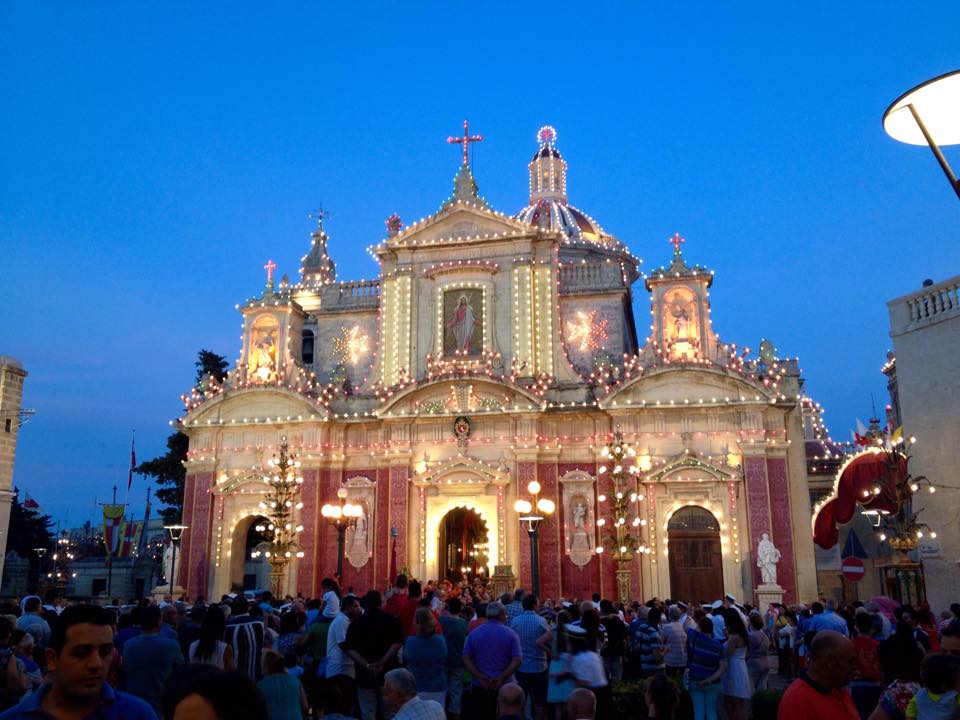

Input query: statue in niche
[757,532,782,585]
[671,299,690,341]
[346,502,370,568]
[249,326,278,381]
[568,494,592,563]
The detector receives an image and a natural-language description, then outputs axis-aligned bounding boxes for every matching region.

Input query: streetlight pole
[883,69,960,201]
[514,480,555,598]
[164,524,188,598]
[321,488,361,580]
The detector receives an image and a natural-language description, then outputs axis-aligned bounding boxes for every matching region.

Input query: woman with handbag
[686,616,727,720]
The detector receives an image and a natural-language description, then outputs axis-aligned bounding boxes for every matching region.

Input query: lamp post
[596,430,648,604]
[163,524,188,597]
[883,70,960,200]
[514,480,555,598]
[49,533,77,596]
[33,547,47,593]
[321,488,362,579]
[250,438,305,598]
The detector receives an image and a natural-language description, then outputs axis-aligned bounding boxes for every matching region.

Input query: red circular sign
[841,556,865,582]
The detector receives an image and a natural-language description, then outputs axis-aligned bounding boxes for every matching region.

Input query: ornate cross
[447,119,484,166]
[669,233,685,255]
[310,205,330,229]
[264,259,277,285]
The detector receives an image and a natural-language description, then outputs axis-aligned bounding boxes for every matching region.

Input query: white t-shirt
[322,590,341,619]
[325,613,354,678]
[570,650,608,688]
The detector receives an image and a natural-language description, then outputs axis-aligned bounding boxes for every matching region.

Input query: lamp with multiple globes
[249,437,305,597]
[596,429,648,603]
[47,533,77,593]
[514,479,555,597]
[321,487,362,579]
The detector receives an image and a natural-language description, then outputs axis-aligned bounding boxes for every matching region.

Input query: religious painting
[663,289,699,360]
[248,315,279,382]
[443,289,483,356]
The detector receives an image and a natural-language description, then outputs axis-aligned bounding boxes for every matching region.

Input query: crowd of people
[0,581,955,720]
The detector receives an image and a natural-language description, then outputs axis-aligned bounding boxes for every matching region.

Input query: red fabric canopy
[812,450,906,549]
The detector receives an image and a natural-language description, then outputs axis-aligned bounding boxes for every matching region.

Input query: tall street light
[163,524,188,597]
[251,438,305,598]
[514,480,555,598]
[883,69,960,200]
[321,488,361,579]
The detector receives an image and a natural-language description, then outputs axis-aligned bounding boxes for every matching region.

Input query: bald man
[778,630,857,720]
[567,688,597,720]
[497,683,525,720]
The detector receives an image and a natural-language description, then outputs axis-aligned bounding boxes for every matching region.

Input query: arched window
[301,329,315,365]
[668,506,720,532]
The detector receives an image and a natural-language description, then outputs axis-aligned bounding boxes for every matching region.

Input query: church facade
[178,126,818,605]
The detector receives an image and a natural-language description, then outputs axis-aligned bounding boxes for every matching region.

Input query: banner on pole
[102,505,125,556]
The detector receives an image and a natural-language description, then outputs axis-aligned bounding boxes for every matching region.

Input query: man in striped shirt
[629,606,664,678]
[224,595,265,681]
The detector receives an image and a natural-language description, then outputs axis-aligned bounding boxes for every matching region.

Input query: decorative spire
[442,162,489,210]
[300,207,336,285]
[263,259,277,293]
[667,232,690,273]
[385,213,403,237]
[528,125,567,204]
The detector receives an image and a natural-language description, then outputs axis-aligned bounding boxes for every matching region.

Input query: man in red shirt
[384,575,408,618]
[399,580,424,636]
[779,630,858,720]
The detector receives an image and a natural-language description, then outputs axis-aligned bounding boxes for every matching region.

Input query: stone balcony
[887,274,960,336]
[558,262,625,294]
[319,280,381,312]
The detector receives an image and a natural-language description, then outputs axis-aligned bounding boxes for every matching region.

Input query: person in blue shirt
[808,600,850,637]
[0,604,156,719]
[122,605,185,713]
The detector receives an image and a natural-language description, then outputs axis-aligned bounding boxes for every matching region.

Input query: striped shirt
[686,628,724,682]
[224,615,265,681]
[629,620,663,673]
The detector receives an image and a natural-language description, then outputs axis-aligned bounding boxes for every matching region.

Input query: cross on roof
[310,205,330,230]
[447,119,484,167]
[669,233,685,255]
[264,259,277,286]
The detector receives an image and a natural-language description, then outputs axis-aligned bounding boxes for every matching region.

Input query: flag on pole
[23,493,39,510]
[127,433,137,493]
[119,520,143,557]
[102,505,125,556]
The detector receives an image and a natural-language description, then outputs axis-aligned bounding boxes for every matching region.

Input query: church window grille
[668,506,720,532]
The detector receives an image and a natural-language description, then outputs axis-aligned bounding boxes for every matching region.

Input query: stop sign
[841,556,865,582]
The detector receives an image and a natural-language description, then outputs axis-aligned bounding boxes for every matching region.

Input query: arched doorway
[668,506,724,604]
[438,508,489,583]
[228,515,272,593]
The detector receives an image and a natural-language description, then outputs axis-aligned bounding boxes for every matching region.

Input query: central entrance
[667,506,724,604]
[438,508,489,583]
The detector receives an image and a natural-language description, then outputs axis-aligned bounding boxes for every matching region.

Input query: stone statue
[162,544,174,588]
[572,502,587,531]
[757,532,781,585]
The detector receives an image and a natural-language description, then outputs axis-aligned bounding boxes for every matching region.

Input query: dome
[515,125,607,243]
[515,200,604,242]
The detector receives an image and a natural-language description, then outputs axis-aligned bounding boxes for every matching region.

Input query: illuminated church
[177,125,819,605]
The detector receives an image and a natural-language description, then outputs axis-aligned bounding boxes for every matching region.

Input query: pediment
[182,386,330,427]
[413,453,511,488]
[600,366,771,409]
[378,377,545,417]
[641,451,736,484]
[388,203,533,249]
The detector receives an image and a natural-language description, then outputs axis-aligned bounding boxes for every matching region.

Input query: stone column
[0,358,27,585]
[389,463,410,573]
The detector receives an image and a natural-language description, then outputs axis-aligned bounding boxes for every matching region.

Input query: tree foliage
[138,350,229,524]
[7,490,55,558]
[195,349,229,384]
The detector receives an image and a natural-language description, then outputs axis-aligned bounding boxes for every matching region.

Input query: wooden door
[667,507,724,604]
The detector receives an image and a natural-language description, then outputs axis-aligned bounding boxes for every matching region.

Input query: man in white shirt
[326,595,362,716]
[382,668,445,720]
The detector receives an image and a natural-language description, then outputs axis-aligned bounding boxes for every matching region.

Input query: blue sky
[2,3,959,525]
